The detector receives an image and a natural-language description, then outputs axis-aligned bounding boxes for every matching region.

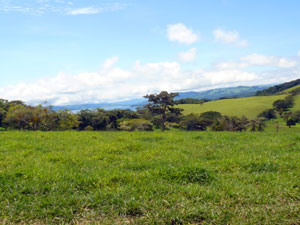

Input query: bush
[0,127,5,131]
[257,108,277,120]
[84,125,94,131]
[181,114,208,131]
[119,119,153,131]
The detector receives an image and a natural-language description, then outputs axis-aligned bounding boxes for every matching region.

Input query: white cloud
[167,23,199,44]
[0,58,270,106]
[103,57,119,69]
[67,7,100,15]
[278,58,297,68]
[241,54,275,66]
[241,54,297,68]
[213,28,248,47]
[0,0,129,15]
[178,48,197,62]
[1,54,299,106]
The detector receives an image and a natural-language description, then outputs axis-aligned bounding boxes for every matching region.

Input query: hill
[177,85,269,100]
[256,78,300,96]
[179,93,300,118]
[179,95,286,119]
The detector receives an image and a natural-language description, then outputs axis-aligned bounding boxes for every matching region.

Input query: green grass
[179,95,286,118]
[1,130,300,224]
[292,94,300,112]
[280,84,300,94]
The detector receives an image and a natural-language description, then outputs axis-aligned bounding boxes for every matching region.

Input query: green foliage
[273,98,293,112]
[57,110,79,130]
[257,108,277,120]
[174,98,208,104]
[211,116,249,132]
[248,119,266,132]
[180,114,208,131]
[144,91,183,131]
[119,119,153,131]
[84,125,94,131]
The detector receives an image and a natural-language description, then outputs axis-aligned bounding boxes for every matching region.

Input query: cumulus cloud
[178,48,197,62]
[167,23,199,44]
[217,53,298,69]
[3,56,295,106]
[103,57,119,69]
[67,7,100,15]
[213,28,248,47]
[241,54,275,66]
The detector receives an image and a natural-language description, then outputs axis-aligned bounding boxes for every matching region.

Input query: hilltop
[256,78,300,96]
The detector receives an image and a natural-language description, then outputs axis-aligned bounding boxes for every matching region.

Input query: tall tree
[144,91,183,132]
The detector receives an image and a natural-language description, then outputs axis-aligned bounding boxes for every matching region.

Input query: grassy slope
[292,94,300,111]
[280,84,300,94]
[179,95,286,118]
[1,130,300,224]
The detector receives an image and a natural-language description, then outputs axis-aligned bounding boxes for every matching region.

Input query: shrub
[257,108,277,120]
[0,127,5,131]
[181,114,208,131]
[84,125,94,131]
[119,119,153,131]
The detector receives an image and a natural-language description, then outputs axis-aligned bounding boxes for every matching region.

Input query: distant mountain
[52,99,144,111]
[52,85,270,111]
[256,78,300,96]
[177,85,269,100]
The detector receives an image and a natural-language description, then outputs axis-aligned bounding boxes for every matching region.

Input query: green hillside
[179,95,286,118]
[256,78,300,96]
[292,94,300,111]
[280,84,300,94]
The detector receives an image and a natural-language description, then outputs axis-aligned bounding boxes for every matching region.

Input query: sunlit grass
[1,130,300,224]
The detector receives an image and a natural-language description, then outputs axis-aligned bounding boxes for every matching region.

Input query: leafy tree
[257,108,277,120]
[0,99,9,128]
[248,119,266,131]
[4,105,32,130]
[57,110,79,130]
[181,114,207,131]
[283,111,299,128]
[211,116,249,132]
[174,98,208,104]
[144,91,183,132]
[273,99,293,113]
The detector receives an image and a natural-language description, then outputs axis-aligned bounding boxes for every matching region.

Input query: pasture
[1,130,300,224]
[179,95,286,118]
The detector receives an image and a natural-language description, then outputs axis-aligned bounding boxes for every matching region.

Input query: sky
[0,0,300,105]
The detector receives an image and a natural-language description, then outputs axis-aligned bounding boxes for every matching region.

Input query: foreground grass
[0,130,300,224]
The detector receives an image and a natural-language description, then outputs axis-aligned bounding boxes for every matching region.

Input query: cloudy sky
[0,0,300,105]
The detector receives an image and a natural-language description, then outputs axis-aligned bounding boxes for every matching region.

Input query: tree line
[1,91,299,132]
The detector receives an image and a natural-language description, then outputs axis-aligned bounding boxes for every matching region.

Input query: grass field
[1,130,300,224]
[280,84,300,94]
[178,94,300,118]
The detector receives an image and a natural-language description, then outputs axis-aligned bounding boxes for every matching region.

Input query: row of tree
[1,90,298,132]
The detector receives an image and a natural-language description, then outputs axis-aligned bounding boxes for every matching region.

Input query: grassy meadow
[1,130,300,224]
[179,95,286,118]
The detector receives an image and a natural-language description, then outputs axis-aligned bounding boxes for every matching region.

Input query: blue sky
[0,0,300,105]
